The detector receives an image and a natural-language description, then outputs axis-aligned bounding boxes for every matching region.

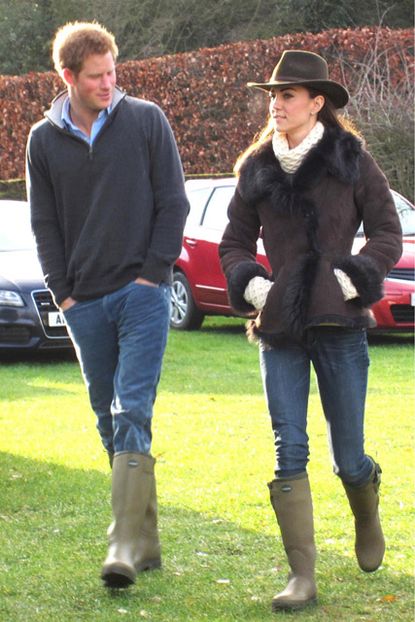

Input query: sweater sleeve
[334,151,403,306]
[26,127,72,306]
[139,105,189,284]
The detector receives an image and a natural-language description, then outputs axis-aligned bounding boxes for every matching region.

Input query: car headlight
[0,290,25,307]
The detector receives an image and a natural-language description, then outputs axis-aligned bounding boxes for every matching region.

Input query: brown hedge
[0,27,412,180]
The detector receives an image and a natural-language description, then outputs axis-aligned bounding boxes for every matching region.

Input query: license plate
[48,311,66,326]
[411,293,415,307]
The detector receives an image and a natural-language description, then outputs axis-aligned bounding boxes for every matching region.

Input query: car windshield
[393,192,415,236]
[202,185,235,230]
[186,186,213,226]
[0,201,35,251]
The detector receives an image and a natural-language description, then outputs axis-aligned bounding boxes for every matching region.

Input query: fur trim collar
[238,126,362,206]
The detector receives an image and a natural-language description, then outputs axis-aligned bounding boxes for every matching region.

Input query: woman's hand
[333,269,358,301]
[244,276,273,310]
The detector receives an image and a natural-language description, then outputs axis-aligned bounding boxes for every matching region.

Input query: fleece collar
[44,86,126,129]
[238,126,363,206]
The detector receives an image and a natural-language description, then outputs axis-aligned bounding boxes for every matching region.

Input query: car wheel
[170,272,205,330]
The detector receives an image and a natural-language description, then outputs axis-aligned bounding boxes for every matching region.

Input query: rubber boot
[343,460,385,572]
[268,474,317,611]
[106,451,161,573]
[101,452,154,588]
[134,474,161,572]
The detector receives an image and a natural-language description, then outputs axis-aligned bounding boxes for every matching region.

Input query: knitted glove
[334,268,359,301]
[243,276,273,310]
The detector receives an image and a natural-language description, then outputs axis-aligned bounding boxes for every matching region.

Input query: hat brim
[247,79,349,109]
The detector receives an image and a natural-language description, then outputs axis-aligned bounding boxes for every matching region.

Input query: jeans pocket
[62,299,96,316]
[62,302,79,317]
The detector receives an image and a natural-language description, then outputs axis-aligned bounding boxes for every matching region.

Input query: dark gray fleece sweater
[26,87,189,305]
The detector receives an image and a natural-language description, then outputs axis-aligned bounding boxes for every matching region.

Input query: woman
[219,50,402,612]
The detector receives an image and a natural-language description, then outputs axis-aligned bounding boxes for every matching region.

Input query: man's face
[66,51,116,113]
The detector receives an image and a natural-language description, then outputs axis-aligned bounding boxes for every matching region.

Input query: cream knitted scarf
[272,121,325,173]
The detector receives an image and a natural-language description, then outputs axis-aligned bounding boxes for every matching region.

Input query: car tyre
[170,272,205,330]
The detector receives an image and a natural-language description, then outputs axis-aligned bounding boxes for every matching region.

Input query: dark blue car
[0,200,72,350]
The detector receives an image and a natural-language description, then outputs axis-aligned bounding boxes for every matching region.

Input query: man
[26,22,189,588]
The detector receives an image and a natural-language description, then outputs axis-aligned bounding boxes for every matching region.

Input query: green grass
[0,318,413,621]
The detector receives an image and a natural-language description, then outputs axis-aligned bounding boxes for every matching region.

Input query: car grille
[32,290,68,338]
[390,304,414,324]
[388,267,415,281]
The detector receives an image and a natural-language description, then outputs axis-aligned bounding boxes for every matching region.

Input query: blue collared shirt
[62,96,112,145]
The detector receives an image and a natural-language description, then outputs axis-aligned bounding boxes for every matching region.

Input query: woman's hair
[234,87,360,174]
[52,21,118,78]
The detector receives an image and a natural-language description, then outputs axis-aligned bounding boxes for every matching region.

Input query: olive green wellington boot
[106,451,161,574]
[101,452,155,588]
[268,474,317,611]
[134,474,161,572]
[343,460,385,572]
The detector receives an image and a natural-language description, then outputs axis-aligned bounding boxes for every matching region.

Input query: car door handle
[185,237,198,247]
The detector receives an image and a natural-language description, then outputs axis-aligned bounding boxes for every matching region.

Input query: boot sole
[359,563,383,573]
[272,596,317,612]
[101,564,136,588]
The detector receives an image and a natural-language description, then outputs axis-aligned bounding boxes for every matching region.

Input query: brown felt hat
[247,50,349,109]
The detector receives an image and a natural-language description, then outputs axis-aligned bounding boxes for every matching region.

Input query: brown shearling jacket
[219,126,403,342]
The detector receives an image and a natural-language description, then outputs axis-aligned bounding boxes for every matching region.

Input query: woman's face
[269,85,324,140]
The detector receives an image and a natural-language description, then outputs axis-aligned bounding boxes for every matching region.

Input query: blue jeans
[63,281,171,454]
[259,327,373,486]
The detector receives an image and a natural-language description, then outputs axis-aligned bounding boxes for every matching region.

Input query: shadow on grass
[199,317,247,335]
[367,331,413,346]
[0,452,412,622]
[0,348,77,365]
[199,322,414,344]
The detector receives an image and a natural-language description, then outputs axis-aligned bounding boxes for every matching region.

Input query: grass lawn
[0,318,413,621]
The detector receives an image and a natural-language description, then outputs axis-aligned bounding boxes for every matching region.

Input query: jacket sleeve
[334,151,403,307]
[139,105,189,284]
[26,128,72,306]
[219,186,271,313]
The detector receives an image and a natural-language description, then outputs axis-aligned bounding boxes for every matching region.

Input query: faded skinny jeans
[63,281,171,455]
[259,326,373,486]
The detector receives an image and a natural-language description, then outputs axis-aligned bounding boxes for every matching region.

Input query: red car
[171,178,414,331]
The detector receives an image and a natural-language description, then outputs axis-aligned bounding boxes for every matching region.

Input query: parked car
[355,191,414,331]
[0,200,72,350]
[171,178,414,331]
